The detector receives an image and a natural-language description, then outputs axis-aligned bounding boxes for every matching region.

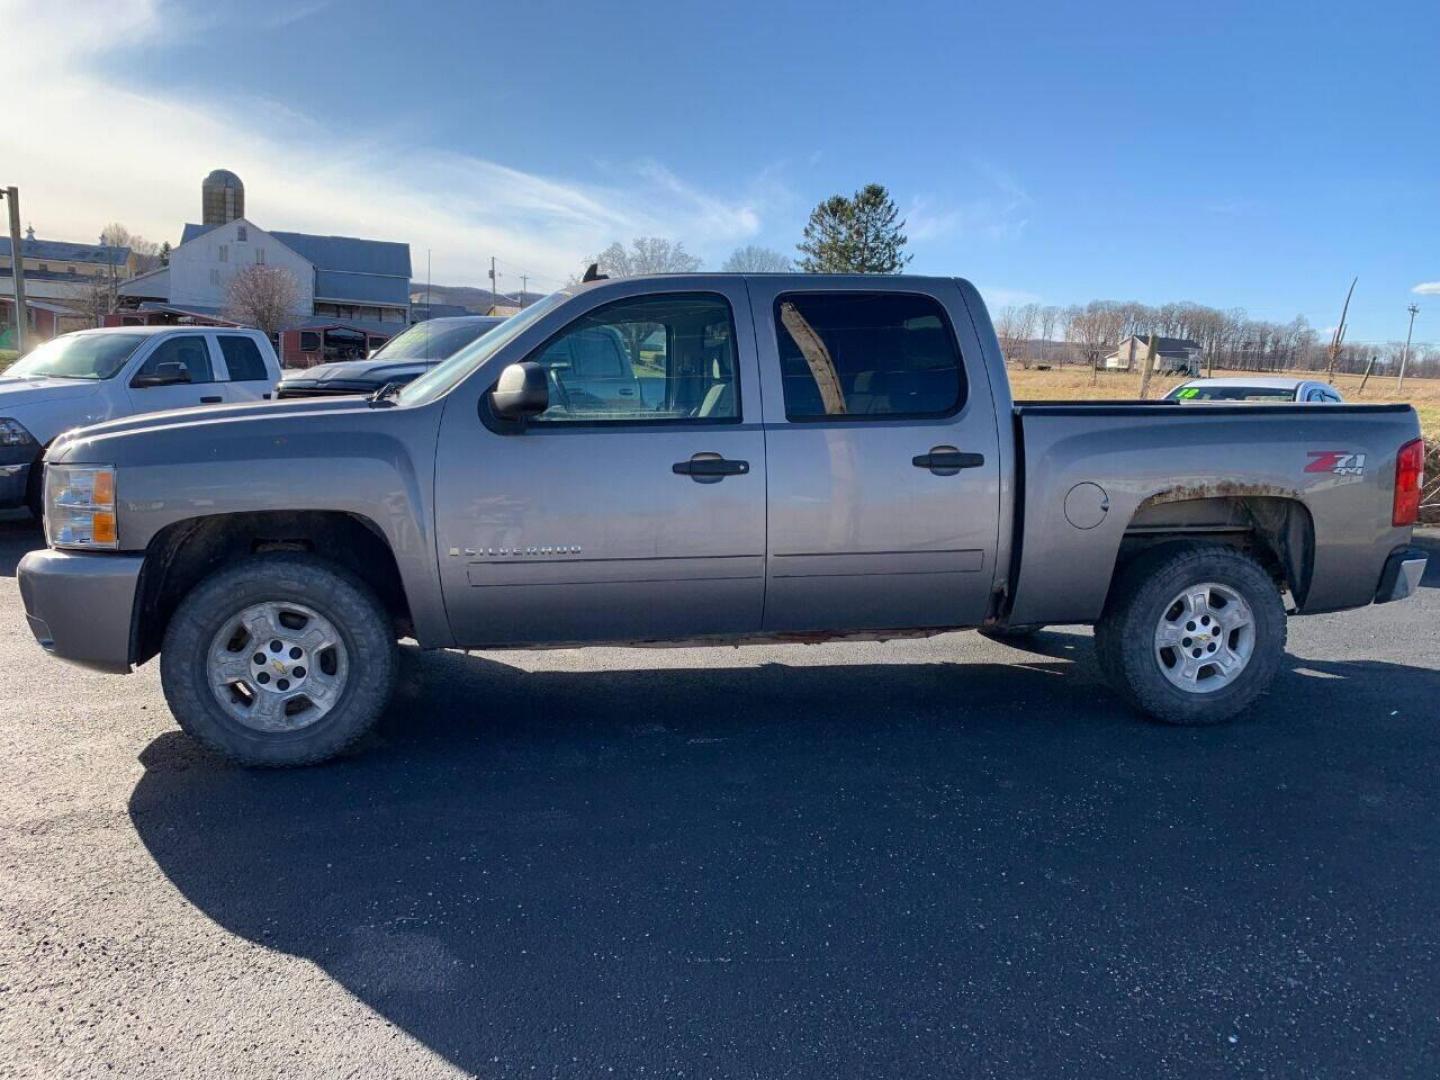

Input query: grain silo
[201,169,245,226]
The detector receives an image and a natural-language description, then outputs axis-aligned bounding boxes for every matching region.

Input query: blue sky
[9,0,1438,341]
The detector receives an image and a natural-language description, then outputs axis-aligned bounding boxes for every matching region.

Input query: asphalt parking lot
[1,511,1437,1079]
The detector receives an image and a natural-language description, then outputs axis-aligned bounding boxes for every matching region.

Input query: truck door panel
[749,281,1002,632]
[434,283,767,646]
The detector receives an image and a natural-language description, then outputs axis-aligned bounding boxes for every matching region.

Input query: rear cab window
[216,335,270,381]
[773,292,966,420]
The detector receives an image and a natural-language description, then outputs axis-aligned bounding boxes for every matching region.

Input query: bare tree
[721,245,792,273]
[100,222,163,275]
[993,305,1020,363]
[225,266,301,339]
[75,275,114,327]
[1067,300,1128,376]
[1037,305,1061,364]
[588,238,702,278]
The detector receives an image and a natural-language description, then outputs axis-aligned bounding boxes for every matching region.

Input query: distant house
[1104,335,1202,374]
[0,229,137,283]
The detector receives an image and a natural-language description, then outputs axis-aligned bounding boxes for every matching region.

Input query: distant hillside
[409,283,544,312]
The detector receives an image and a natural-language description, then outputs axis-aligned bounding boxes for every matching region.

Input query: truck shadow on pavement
[128,638,1440,1075]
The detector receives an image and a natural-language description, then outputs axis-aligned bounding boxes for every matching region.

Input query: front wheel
[1094,544,1286,725]
[160,553,398,766]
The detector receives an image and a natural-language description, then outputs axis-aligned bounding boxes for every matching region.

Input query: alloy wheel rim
[1153,582,1255,694]
[207,601,349,732]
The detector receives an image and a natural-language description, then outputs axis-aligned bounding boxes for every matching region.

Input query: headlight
[45,465,118,550]
[0,418,36,447]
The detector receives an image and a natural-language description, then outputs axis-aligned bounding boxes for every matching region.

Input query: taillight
[1393,438,1424,527]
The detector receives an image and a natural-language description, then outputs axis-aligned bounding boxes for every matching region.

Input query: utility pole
[3,186,28,353]
[1327,276,1357,381]
[520,275,528,306]
[1398,303,1419,392]
[1137,333,1158,400]
[488,257,499,312]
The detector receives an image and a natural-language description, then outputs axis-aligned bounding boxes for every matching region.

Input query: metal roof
[0,237,130,266]
[271,231,411,278]
[314,269,410,306]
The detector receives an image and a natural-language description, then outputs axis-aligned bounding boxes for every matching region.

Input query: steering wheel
[544,365,573,414]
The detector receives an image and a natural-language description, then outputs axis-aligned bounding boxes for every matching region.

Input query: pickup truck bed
[1007,401,1419,625]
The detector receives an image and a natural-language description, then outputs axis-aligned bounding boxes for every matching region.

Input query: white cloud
[2,0,766,289]
[1412,282,1440,296]
[905,164,1032,244]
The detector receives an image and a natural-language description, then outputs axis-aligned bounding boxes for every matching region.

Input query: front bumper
[1374,547,1428,605]
[17,548,145,673]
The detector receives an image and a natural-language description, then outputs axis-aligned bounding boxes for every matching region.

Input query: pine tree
[796,184,911,273]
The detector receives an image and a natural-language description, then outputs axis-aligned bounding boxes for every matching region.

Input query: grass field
[0,349,17,373]
[1007,364,1440,441]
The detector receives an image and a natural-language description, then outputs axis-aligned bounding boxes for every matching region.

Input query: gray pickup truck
[17,274,1428,766]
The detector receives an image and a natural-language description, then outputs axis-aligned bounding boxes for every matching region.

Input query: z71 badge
[1305,451,1367,476]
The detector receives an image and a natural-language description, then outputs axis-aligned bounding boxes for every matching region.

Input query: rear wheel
[1094,544,1286,725]
[160,553,397,766]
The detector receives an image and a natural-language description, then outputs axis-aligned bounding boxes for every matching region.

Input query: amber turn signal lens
[91,512,118,545]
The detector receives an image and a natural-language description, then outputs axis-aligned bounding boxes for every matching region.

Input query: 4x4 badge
[1305,451,1366,476]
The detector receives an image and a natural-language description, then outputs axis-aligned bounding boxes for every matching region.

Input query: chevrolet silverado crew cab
[1,326,281,517]
[17,275,1428,767]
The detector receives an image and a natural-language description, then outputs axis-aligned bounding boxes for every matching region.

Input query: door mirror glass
[132,361,192,388]
[490,361,549,420]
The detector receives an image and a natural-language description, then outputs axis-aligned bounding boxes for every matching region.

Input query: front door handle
[200,395,223,404]
[912,446,985,475]
[673,453,750,483]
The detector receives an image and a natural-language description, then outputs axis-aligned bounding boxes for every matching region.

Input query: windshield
[398,294,569,406]
[371,319,500,362]
[1168,384,1298,402]
[4,333,150,381]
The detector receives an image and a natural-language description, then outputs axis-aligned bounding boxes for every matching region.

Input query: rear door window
[774,292,965,420]
[216,335,270,381]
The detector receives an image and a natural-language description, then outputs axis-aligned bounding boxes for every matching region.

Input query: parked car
[1166,377,1345,403]
[17,275,1427,766]
[275,316,507,398]
[0,326,280,518]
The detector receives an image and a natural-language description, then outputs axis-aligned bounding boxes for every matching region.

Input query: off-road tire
[1094,543,1286,725]
[160,553,397,766]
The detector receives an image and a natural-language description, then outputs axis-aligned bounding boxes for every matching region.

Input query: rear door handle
[673,453,749,483]
[200,395,223,404]
[912,446,985,475]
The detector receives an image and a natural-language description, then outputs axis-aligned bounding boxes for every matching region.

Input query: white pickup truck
[0,326,281,516]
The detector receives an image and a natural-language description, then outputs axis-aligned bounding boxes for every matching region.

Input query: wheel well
[1114,495,1315,607]
[132,511,412,664]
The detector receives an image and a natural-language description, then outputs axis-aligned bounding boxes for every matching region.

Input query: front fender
[51,401,451,645]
